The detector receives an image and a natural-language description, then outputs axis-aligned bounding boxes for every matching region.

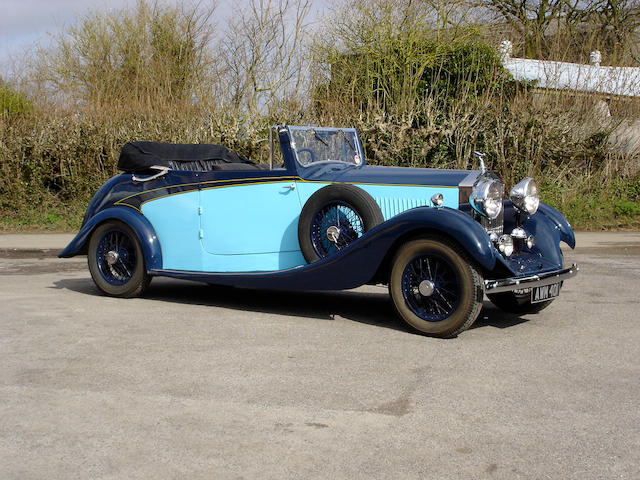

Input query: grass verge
[1,182,638,233]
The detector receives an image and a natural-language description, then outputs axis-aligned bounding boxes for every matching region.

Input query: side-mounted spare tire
[298,184,384,263]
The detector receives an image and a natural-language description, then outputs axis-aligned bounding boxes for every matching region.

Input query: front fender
[58,207,162,271]
[536,202,576,249]
[382,206,497,271]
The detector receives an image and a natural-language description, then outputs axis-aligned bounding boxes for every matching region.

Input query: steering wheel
[296,148,316,165]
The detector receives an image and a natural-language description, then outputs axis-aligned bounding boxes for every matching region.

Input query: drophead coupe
[60,125,578,337]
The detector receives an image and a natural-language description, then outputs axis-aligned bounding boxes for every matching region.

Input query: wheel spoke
[96,229,136,286]
[401,252,461,323]
[437,286,457,297]
[118,258,132,278]
[435,291,453,311]
[426,258,433,279]
[311,201,364,258]
[409,262,419,279]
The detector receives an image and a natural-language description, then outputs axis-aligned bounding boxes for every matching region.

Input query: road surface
[1,232,639,479]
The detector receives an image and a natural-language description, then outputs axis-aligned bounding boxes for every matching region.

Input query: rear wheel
[389,237,483,338]
[88,220,150,297]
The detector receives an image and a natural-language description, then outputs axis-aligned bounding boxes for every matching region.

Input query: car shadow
[52,277,530,335]
[52,277,408,333]
[470,304,531,330]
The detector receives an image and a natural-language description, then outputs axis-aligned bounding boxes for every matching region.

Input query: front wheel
[389,237,484,338]
[88,220,150,297]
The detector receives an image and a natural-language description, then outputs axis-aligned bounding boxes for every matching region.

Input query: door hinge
[198,206,203,215]
[199,229,204,239]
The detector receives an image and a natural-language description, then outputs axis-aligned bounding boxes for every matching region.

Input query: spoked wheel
[88,220,150,297]
[389,237,483,338]
[298,184,383,262]
[310,201,364,258]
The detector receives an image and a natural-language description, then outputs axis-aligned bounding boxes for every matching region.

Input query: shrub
[1,0,639,231]
[614,200,640,216]
[33,0,214,110]
[0,80,32,116]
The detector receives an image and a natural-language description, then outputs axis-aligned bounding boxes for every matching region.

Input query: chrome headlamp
[471,178,504,220]
[510,178,540,215]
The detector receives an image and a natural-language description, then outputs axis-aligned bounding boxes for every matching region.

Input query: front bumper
[484,263,579,294]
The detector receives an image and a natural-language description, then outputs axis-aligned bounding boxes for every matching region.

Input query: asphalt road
[1,233,639,479]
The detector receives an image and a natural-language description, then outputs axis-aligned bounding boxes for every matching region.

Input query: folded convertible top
[117,141,256,172]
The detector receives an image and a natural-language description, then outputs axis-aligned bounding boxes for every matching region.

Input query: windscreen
[288,127,364,167]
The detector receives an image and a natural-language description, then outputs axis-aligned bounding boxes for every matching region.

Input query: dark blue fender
[536,202,576,249]
[152,206,496,291]
[496,201,575,276]
[58,207,163,271]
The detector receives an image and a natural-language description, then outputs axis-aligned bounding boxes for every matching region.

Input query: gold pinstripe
[114,176,298,210]
[114,175,458,211]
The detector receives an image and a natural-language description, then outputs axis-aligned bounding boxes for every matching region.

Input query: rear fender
[58,207,162,271]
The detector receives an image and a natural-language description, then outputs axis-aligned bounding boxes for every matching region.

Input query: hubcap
[326,225,340,244]
[418,280,435,297]
[105,250,119,265]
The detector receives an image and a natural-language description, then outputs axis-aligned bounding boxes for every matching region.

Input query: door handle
[282,183,296,190]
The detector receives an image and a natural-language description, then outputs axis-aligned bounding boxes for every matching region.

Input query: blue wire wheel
[310,200,364,258]
[88,221,150,297]
[298,185,384,262]
[95,228,138,285]
[389,238,483,337]
[400,252,462,322]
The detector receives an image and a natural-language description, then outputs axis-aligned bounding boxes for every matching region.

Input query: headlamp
[510,178,540,215]
[471,179,504,220]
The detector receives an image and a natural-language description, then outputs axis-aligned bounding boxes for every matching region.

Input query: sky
[0,0,328,74]
[1,0,134,69]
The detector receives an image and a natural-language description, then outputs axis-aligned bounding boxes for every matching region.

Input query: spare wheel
[297,184,384,263]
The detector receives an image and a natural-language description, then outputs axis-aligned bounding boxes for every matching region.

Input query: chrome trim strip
[484,263,579,294]
[132,165,170,183]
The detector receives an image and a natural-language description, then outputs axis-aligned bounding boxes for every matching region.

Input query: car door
[138,171,203,272]
[199,173,306,272]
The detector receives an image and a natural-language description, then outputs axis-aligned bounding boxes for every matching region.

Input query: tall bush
[0,80,32,116]
[1,0,638,231]
[32,0,215,110]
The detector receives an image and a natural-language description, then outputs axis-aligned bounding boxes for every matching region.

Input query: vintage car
[60,125,578,337]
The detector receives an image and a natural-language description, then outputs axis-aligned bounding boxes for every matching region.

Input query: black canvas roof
[117,141,254,172]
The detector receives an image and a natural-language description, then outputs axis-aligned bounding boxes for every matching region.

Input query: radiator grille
[477,206,504,235]
[375,197,431,221]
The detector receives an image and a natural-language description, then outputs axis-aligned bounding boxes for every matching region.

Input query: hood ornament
[473,151,487,173]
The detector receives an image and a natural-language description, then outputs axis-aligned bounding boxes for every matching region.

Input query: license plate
[531,283,561,303]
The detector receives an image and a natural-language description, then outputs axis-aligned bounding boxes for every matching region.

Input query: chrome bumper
[484,264,579,294]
